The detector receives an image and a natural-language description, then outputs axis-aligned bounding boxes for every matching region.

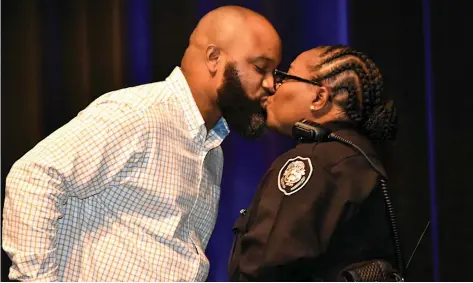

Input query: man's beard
[216,63,267,139]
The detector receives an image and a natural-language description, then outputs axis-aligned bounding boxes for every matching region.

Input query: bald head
[188,6,280,56]
[180,6,281,137]
[182,6,281,73]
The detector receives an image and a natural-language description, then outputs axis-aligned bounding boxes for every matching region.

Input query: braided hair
[310,45,397,142]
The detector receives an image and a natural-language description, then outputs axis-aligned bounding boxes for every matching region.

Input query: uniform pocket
[227,209,250,278]
[232,209,249,233]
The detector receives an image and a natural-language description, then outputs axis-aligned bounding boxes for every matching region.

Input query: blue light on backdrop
[128,0,152,85]
[422,0,440,280]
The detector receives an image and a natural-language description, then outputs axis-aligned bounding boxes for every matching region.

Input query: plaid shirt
[2,67,230,281]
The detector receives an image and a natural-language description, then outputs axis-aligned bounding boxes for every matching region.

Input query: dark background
[2,0,472,281]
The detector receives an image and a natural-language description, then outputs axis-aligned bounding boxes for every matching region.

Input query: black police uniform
[228,121,396,281]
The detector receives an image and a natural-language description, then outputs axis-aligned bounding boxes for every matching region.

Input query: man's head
[265,45,397,142]
[181,6,282,138]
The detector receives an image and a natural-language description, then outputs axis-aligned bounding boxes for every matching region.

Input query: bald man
[2,6,281,282]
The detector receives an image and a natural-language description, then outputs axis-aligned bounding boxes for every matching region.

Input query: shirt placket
[186,129,210,280]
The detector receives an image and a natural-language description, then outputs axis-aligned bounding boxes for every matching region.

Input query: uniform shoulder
[295,141,361,169]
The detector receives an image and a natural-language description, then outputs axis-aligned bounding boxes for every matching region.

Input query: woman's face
[265,49,325,136]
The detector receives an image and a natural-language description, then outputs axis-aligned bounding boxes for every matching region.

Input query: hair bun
[362,100,398,142]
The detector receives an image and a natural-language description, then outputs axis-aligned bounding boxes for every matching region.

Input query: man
[2,6,281,281]
[228,46,400,281]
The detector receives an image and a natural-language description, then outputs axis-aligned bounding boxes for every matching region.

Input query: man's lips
[261,95,274,110]
[260,96,269,109]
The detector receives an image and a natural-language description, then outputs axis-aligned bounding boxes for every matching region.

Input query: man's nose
[262,75,276,95]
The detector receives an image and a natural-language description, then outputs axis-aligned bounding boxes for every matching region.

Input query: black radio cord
[328,133,405,277]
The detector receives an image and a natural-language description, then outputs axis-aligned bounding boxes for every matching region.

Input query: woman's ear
[311,86,330,111]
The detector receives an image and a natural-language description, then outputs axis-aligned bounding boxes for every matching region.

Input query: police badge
[278,156,313,195]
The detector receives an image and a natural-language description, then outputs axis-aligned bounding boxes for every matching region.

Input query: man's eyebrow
[249,56,275,64]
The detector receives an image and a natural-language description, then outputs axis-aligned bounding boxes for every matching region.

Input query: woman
[228,45,400,281]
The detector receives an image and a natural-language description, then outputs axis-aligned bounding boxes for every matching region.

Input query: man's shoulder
[68,81,177,135]
[92,81,172,110]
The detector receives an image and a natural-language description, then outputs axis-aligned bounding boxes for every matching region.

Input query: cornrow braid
[311,45,397,142]
[321,45,346,56]
[315,60,370,126]
[320,47,382,120]
[338,83,363,125]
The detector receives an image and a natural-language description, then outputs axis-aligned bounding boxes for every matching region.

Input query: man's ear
[205,45,221,77]
[311,86,330,111]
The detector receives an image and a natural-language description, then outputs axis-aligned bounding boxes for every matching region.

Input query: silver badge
[278,156,313,196]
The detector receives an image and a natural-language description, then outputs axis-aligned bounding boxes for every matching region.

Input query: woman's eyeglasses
[273,69,321,91]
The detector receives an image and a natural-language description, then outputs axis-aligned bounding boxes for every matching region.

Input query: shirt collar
[204,118,230,150]
[166,67,230,141]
